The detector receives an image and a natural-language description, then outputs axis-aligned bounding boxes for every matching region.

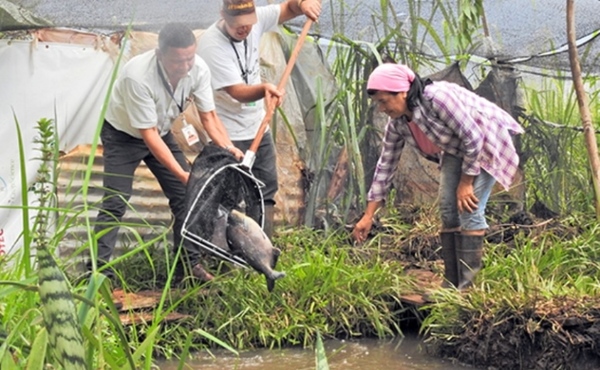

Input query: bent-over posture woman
[352,63,524,297]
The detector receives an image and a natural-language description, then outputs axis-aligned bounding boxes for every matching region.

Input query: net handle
[248,19,313,155]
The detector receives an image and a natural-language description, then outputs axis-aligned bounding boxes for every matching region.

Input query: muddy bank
[372,206,600,370]
[428,296,600,370]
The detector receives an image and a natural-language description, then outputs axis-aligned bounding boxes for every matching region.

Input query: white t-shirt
[105,49,216,139]
[197,5,280,141]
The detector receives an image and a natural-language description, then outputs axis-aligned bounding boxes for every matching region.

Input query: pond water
[157,332,483,370]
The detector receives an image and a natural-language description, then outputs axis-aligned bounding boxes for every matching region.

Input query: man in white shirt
[92,23,242,282]
[197,0,320,237]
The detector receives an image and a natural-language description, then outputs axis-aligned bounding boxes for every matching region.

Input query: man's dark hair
[158,23,196,52]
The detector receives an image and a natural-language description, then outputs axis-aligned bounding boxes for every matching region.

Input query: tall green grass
[113,227,417,355]
[422,213,600,328]
[522,72,600,214]
[421,215,600,367]
[0,116,137,369]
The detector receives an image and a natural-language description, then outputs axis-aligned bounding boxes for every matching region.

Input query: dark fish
[210,204,231,252]
[226,209,286,292]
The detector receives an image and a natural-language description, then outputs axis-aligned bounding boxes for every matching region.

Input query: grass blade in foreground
[315,331,330,370]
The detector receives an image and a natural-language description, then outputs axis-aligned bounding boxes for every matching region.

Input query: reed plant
[0,116,139,369]
[298,0,489,228]
[522,73,600,214]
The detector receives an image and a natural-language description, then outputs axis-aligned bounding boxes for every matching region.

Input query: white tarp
[0,39,113,255]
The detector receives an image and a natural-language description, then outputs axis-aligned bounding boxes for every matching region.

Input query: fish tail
[265,271,286,293]
[266,277,275,293]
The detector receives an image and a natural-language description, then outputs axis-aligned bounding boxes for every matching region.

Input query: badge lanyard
[219,22,254,108]
[230,38,249,84]
[156,59,185,113]
[230,38,257,110]
[157,59,200,146]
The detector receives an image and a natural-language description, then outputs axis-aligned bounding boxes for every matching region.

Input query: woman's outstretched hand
[352,215,373,244]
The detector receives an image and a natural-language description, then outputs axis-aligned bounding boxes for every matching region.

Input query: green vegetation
[0,150,422,367]
[1,0,600,369]
[113,227,416,353]
[0,118,136,369]
[522,74,600,215]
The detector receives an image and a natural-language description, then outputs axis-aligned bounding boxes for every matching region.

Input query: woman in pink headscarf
[351,63,524,297]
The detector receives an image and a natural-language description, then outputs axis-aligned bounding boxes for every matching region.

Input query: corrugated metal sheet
[57,145,172,259]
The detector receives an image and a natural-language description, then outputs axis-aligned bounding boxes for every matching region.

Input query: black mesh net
[4,0,598,73]
[184,144,264,244]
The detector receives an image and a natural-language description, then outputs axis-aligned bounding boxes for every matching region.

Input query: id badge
[181,118,200,146]
[242,101,257,110]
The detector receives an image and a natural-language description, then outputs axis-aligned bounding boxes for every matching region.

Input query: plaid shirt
[367,81,524,202]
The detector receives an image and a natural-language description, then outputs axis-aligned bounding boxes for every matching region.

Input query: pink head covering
[367,63,416,92]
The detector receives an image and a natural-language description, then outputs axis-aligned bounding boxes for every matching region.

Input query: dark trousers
[93,121,191,266]
[232,131,278,205]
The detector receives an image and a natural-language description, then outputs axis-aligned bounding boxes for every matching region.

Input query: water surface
[158,334,482,370]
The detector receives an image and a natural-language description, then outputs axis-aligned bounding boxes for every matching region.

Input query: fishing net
[182,144,264,265]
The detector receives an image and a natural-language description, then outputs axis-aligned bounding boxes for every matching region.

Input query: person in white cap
[197,0,321,238]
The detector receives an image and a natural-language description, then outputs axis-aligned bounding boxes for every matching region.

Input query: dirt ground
[430,295,600,370]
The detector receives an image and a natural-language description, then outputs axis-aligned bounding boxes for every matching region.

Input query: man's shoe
[192,264,214,282]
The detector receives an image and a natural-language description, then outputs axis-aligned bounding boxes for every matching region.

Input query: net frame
[181,145,265,268]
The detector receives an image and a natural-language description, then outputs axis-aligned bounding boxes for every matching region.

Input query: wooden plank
[400,294,427,307]
[400,269,441,307]
[111,288,214,311]
[112,289,163,311]
[111,289,193,326]
[119,311,192,326]
[406,269,440,286]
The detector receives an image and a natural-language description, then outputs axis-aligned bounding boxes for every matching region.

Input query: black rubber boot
[263,204,275,239]
[422,231,459,302]
[440,232,459,288]
[456,234,484,290]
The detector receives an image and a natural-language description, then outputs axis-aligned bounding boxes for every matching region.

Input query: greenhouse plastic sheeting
[4,0,600,73]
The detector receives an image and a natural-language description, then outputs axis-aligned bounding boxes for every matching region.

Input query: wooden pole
[566,0,600,218]
[244,20,313,164]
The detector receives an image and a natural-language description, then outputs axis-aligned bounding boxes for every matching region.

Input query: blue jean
[439,153,496,231]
